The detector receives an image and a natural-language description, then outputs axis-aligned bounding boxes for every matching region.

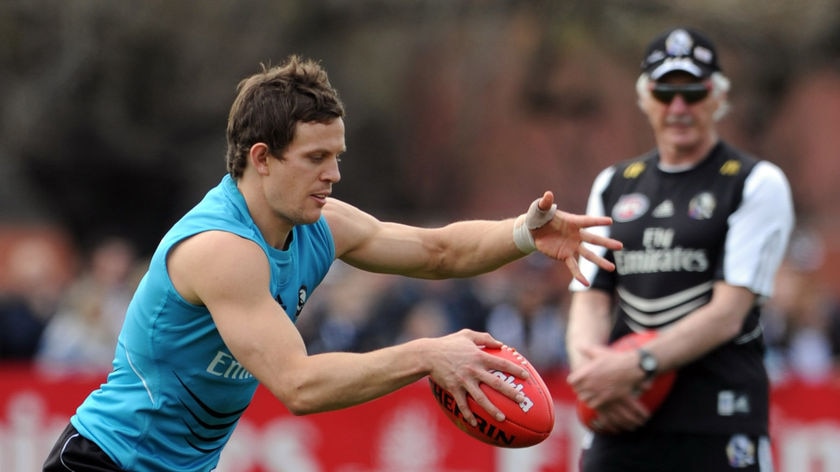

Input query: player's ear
[250,143,271,175]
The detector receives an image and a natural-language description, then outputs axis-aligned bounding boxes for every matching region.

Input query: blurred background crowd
[1,0,839,383]
[1,224,839,384]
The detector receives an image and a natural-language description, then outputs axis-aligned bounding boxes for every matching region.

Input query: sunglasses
[650,82,711,105]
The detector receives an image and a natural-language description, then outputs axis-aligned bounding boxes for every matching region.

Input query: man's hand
[526,191,622,286]
[568,344,638,406]
[582,396,651,434]
[426,330,529,427]
[567,343,650,433]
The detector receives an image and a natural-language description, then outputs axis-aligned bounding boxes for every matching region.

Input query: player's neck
[237,179,295,249]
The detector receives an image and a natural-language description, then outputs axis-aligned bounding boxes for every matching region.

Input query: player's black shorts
[43,423,123,472]
[580,430,773,472]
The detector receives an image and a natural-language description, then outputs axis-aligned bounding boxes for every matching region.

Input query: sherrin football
[429,345,555,448]
[576,330,676,431]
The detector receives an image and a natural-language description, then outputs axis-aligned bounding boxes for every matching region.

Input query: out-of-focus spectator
[299,259,491,355]
[484,256,568,374]
[298,261,397,354]
[763,228,840,383]
[0,228,75,361]
[36,235,141,374]
[355,276,489,353]
[393,298,452,344]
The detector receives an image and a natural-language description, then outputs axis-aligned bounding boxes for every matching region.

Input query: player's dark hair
[225,55,346,178]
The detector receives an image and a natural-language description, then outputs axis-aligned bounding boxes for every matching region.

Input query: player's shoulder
[612,149,659,179]
[716,141,789,184]
[586,151,655,199]
[713,141,763,176]
[172,231,265,273]
[606,150,657,182]
[169,230,269,304]
[322,197,382,258]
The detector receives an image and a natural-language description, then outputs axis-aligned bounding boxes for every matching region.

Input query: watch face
[640,351,658,373]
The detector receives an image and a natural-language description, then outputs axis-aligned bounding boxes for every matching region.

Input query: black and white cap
[641,28,721,80]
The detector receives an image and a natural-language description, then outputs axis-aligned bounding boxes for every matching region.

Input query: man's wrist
[513,215,537,253]
[637,348,658,380]
[513,198,558,254]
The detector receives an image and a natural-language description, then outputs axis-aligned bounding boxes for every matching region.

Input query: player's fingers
[581,229,623,250]
[629,396,652,418]
[537,191,554,211]
[464,380,507,423]
[592,418,618,434]
[600,399,648,432]
[465,330,505,349]
[563,213,613,229]
[578,245,617,272]
[585,401,618,433]
[565,256,590,287]
[482,349,530,380]
[608,405,643,429]
[449,388,480,427]
[478,364,526,405]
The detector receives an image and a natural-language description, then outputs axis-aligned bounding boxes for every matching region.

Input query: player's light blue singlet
[71,175,335,471]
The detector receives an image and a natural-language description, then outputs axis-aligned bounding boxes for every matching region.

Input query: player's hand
[427,330,529,427]
[584,396,650,434]
[527,191,622,286]
[567,344,639,409]
[569,343,648,434]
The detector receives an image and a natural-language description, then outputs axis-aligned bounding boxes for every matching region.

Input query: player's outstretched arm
[325,194,621,285]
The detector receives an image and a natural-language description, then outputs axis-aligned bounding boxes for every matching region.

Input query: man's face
[265,118,345,226]
[640,72,720,155]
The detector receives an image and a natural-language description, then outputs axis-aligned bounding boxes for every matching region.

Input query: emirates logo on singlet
[614,227,709,275]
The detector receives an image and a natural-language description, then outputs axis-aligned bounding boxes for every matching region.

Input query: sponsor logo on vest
[652,200,674,218]
[612,193,649,222]
[726,434,756,468]
[720,160,741,176]
[206,351,254,380]
[623,162,646,179]
[718,390,750,416]
[615,227,709,275]
[296,286,308,316]
[276,285,309,320]
[688,192,716,220]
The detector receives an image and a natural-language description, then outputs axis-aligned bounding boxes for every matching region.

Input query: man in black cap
[565,27,795,471]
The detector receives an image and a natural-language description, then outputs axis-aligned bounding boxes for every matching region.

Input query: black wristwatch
[638,348,658,380]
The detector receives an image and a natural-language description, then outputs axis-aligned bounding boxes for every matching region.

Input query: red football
[429,345,555,448]
[576,330,676,431]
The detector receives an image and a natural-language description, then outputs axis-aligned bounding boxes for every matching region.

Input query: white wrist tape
[525,198,557,230]
[513,199,557,254]
[513,217,536,253]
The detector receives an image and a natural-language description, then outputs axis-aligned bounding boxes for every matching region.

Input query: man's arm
[565,288,651,432]
[167,230,527,426]
[565,289,614,372]
[566,283,757,433]
[568,283,757,409]
[324,191,621,284]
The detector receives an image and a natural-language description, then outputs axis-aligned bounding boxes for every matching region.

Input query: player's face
[641,72,720,157]
[266,118,345,226]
